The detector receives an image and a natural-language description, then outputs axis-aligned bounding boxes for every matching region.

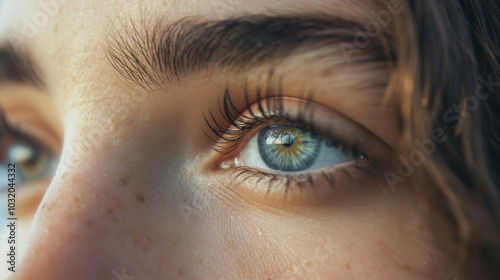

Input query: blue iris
[257,125,321,172]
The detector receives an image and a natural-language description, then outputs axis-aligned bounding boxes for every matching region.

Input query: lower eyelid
[216,159,384,209]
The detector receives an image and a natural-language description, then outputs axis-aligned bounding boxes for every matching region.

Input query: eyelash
[204,78,364,154]
[203,79,385,195]
[0,108,31,161]
[0,108,26,144]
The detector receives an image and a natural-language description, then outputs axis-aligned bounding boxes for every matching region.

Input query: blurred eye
[0,127,58,189]
[239,124,355,173]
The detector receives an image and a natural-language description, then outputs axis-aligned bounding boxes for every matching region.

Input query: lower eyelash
[222,159,383,198]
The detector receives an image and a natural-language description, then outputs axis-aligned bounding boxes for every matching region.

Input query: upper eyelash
[203,72,366,159]
[0,108,22,140]
[204,77,317,154]
[203,87,285,154]
[0,108,23,160]
[0,107,41,153]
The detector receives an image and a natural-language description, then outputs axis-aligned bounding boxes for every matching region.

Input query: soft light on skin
[0,0,448,279]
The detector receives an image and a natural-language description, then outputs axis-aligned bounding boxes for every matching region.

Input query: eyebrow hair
[0,41,44,88]
[105,15,393,90]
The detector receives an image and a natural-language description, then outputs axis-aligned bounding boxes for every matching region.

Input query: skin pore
[0,0,450,279]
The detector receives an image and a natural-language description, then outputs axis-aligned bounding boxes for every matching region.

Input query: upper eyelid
[205,93,393,164]
[0,108,61,155]
[0,42,45,89]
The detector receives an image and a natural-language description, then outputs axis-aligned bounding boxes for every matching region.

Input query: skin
[0,0,449,279]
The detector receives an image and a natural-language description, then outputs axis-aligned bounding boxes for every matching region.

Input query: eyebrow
[0,41,44,88]
[105,15,393,90]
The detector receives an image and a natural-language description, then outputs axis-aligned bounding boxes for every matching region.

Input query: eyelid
[1,107,62,154]
[213,97,393,169]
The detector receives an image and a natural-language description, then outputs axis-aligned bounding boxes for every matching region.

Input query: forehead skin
[0,0,446,280]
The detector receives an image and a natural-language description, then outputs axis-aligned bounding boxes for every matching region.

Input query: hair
[389,0,500,278]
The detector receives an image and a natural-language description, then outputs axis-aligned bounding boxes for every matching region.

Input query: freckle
[119,176,130,186]
[112,217,118,223]
[142,247,148,253]
[86,220,93,227]
[106,208,114,215]
[345,263,351,270]
[297,181,308,190]
[33,247,40,257]
[178,269,184,276]
[136,193,146,203]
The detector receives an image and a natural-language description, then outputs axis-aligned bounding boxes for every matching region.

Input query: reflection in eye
[2,139,58,186]
[240,125,354,172]
[0,116,58,189]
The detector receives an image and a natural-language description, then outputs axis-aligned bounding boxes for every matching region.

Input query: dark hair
[391,0,500,278]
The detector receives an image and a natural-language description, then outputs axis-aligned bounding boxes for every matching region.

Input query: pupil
[282,134,293,147]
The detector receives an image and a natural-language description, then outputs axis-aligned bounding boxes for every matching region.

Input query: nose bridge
[10,145,138,279]
[8,101,189,279]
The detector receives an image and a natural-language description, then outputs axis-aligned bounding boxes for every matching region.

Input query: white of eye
[235,127,356,173]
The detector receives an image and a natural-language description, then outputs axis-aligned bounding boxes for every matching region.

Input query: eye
[1,139,58,187]
[204,81,394,206]
[239,124,355,173]
[0,120,58,189]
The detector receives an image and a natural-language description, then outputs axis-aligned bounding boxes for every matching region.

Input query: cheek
[193,187,444,280]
